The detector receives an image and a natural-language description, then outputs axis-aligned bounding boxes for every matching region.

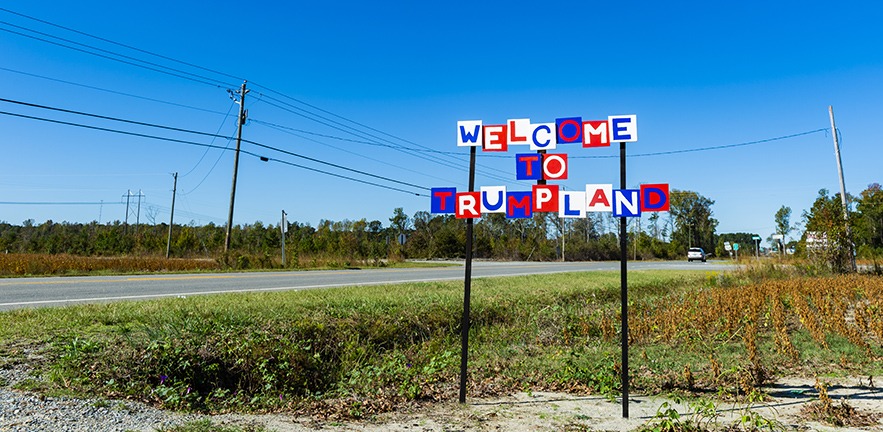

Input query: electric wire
[256,96,465,171]
[256,96,520,183]
[0,97,229,139]
[0,7,245,83]
[570,129,829,159]
[248,85,530,181]
[0,110,427,197]
[0,26,227,88]
[0,97,428,191]
[0,19,235,87]
[0,66,235,117]
[254,120,462,185]
[0,201,120,205]
[180,135,236,196]
[253,118,527,188]
[1,10,513,182]
[0,10,832,194]
[181,102,237,177]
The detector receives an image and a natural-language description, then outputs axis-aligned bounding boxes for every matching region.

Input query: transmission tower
[122,189,146,235]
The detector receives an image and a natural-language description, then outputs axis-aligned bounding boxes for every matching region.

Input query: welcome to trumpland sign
[437,114,667,418]
[431,115,669,219]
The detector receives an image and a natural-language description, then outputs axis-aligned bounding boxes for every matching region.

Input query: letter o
[543,155,567,179]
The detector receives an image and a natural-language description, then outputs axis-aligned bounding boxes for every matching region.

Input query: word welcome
[431,184,669,219]
[457,115,637,151]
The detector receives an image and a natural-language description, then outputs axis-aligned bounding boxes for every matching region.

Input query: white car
[687,247,706,262]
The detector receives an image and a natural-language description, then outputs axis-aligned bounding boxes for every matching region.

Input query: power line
[255,94,475,172]
[1,97,430,192]
[0,110,428,197]
[0,109,232,151]
[570,129,829,159]
[0,18,234,87]
[250,83,456,157]
[257,96,520,183]
[0,201,121,205]
[254,120,461,185]
[0,66,235,117]
[0,97,231,139]
[0,7,245,84]
[181,102,237,178]
[0,9,512,184]
[0,25,227,88]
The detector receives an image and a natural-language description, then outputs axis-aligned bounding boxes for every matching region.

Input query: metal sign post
[458,146,477,404]
[619,141,629,418]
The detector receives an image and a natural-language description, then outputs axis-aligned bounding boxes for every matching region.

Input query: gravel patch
[0,388,200,432]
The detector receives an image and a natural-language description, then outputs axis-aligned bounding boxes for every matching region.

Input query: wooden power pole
[225,81,248,252]
[828,106,856,272]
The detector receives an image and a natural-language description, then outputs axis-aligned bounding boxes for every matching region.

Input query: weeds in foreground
[637,397,785,432]
[2,270,881,419]
[154,419,269,432]
[799,379,880,427]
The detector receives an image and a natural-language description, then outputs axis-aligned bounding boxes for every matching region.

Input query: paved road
[0,260,731,311]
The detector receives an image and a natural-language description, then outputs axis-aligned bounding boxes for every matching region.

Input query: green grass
[0,269,879,418]
[154,420,269,432]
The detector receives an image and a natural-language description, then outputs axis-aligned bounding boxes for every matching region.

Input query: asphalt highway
[0,260,731,311]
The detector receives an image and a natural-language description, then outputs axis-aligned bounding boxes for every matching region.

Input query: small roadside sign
[752,235,761,241]
[733,243,740,251]
[724,242,732,251]
[398,233,407,245]
[772,234,784,240]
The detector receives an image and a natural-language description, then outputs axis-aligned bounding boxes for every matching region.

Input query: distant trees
[669,189,718,254]
[802,189,853,272]
[715,233,760,258]
[854,183,883,258]
[774,206,794,244]
[0,191,726,265]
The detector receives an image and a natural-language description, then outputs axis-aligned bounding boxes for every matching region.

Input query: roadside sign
[733,243,740,251]
[752,235,761,241]
[724,242,732,251]
[772,234,784,240]
[397,233,407,245]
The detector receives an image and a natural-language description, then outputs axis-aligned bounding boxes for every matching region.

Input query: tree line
[0,189,719,264]
[1,185,880,270]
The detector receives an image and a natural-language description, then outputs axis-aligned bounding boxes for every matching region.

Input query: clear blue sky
[2,1,881,246]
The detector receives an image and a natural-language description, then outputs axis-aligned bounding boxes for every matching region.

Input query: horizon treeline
[0,207,690,264]
[2,183,880,268]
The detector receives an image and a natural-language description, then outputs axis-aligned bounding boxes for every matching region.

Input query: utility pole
[166,172,178,259]
[135,189,143,236]
[828,106,857,271]
[281,210,287,267]
[225,81,249,252]
[124,190,131,235]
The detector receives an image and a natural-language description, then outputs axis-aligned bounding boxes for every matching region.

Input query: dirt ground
[205,377,882,432]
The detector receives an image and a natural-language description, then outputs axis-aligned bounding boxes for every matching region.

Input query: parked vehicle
[687,247,706,262]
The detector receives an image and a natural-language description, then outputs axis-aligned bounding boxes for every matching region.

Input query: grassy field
[0,266,880,421]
